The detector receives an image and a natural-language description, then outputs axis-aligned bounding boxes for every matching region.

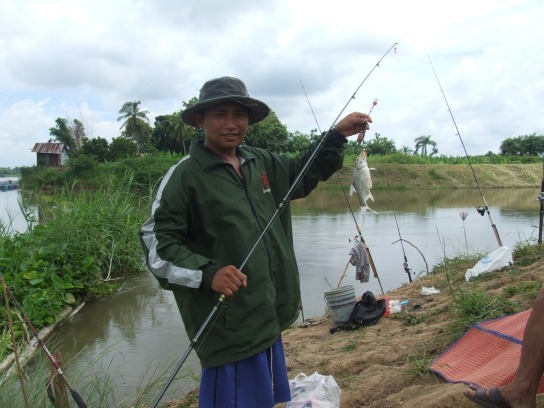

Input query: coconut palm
[399,145,413,155]
[117,101,150,152]
[414,135,437,156]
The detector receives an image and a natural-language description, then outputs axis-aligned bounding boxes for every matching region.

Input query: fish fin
[369,167,377,171]
[368,191,375,202]
[349,184,356,196]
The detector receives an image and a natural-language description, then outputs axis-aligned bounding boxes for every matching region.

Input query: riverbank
[328,162,543,190]
[171,244,544,408]
[279,245,544,408]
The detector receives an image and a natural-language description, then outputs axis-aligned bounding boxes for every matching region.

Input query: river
[1,183,541,405]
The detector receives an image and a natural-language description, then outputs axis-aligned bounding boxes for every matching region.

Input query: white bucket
[324,285,356,324]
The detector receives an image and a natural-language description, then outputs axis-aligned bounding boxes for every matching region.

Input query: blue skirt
[199,336,291,408]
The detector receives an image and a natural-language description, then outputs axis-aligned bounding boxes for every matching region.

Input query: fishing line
[299,79,385,295]
[387,188,413,283]
[151,42,398,406]
[428,55,503,247]
[357,98,378,146]
[1,277,88,408]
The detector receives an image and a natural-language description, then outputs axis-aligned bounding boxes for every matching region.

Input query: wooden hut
[31,143,69,167]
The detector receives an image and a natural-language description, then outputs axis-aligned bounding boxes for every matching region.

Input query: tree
[365,133,397,155]
[108,136,138,161]
[72,119,86,149]
[116,101,151,153]
[151,114,182,153]
[500,134,544,156]
[286,131,312,153]
[49,118,76,155]
[81,137,109,162]
[245,111,289,153]
[414,135,437,156]
[399,145,413,155]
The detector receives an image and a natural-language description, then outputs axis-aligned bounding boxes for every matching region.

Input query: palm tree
[399,145,413,155]
[117,101,150,152]
[414,135,437,156]
[500,138,521,156]
[172,111,191,155]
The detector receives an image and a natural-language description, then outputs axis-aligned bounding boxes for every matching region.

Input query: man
[140,76,371,407]
[464,285,544,408]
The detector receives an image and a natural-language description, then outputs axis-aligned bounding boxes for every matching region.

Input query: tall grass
[431,251,523,340]
[0,171,148,360]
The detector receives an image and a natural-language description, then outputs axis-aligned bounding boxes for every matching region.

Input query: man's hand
[211,265,247,297]
[334,112,372,137]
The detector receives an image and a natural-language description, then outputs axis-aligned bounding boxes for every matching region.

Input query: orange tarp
[430,309,544,393]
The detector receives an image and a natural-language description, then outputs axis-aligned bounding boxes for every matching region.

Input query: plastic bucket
[324,285,356,324]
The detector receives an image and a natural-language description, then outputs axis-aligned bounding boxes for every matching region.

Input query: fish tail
[360,206,379,215]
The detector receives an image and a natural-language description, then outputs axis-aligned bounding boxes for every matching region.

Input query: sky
[1,0,543,168]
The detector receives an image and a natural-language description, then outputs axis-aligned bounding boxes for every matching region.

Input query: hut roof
[31,143,66,154]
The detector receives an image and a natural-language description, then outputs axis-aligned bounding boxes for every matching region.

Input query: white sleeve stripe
[141,155,202,288]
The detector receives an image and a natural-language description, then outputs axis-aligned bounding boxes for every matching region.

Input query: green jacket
[140,129,346,367]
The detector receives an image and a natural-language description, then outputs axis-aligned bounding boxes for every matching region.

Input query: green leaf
[64,293,76,305]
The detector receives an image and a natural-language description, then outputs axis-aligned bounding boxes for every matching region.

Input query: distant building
[31,143,69,167]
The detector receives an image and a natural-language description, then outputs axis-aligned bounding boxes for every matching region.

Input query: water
[2,185,541,404]
[291,188,539,318]
[0,176,28,234]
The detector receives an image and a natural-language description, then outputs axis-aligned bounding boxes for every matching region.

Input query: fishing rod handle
[70,390,88,408]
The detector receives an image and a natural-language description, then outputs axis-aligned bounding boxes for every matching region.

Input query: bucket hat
[181,76,271,127]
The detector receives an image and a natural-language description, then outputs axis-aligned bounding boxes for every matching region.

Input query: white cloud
[1,0,543,168]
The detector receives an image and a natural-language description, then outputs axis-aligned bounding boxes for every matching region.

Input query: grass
[406,345,433,378]
[0,171,148,361]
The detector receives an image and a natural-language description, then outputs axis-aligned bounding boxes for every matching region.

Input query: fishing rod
[428,55,503,247]
[151,42,398,406]
[1,277,88,408]
[300,80,385,295]
[388,189,413,283]
[538,161,544,244]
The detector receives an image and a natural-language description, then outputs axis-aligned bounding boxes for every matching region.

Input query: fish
[350,149,378,214]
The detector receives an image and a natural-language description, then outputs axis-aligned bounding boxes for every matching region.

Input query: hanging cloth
[349,239,370,283]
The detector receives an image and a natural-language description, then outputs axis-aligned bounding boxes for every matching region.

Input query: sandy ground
[281,256,544,408]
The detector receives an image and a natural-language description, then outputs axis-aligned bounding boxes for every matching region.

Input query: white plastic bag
[465,246,513,281]
[421,286,440,296]
[287,372,341,408]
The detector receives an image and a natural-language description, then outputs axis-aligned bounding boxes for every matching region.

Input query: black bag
[330,291,386,334]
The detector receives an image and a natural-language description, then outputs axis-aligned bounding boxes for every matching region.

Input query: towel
[349,240,370,283]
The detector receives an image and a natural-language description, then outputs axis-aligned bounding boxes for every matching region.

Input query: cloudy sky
[1,0,543,168]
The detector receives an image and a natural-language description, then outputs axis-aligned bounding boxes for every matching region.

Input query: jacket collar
[189,140,256,170]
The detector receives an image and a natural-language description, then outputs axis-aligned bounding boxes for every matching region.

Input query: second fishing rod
[428,55,503,247]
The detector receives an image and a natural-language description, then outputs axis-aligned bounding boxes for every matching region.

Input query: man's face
[196,102,250,155]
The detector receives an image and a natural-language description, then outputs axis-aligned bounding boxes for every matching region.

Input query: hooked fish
[350,150,378,214]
